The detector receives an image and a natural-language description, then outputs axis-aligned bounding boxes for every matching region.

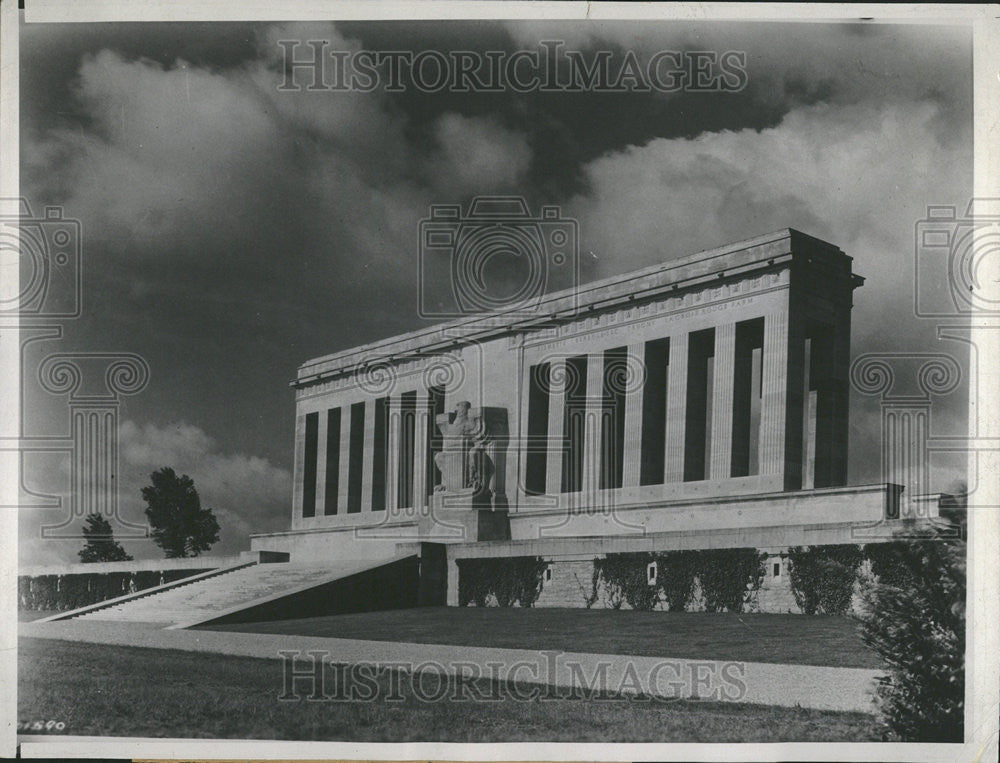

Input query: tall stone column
[386,396,402,512]
[545,357,567,495]
[582,351,605,501]
[759,310,789,479]
[622,342,645,488]
[315,411,328,516]
[292,413,307,520]
[759,305,805,490]
[337,404,352,513]
[813,313,851,488]
[360,399,376,511]
[665,332,689,483]
[710,323,737,480]
[412,391,430,512]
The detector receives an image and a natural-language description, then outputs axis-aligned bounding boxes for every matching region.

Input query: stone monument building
[245,228,928,611]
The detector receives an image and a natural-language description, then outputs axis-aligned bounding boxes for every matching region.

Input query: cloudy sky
[18,18,973,564]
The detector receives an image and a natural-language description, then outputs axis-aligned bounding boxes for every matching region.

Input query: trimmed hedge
[456,556,547,607]
[18,569,211,611]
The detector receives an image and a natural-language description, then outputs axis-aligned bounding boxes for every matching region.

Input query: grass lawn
[200,607,881,669]
[19,637,879,742]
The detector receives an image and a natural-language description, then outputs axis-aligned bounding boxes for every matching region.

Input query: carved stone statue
[434,401,488,494]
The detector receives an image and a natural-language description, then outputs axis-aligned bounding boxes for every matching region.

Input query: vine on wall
[589,548,764,612]
[654,550,699,612]
[456,556,547,607]
[594,553,659,610]
[693,548,767,613]
[787,544,863,615]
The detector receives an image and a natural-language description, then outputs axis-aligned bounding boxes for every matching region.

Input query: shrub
[456,556,547,607]
[859,524,965,741]
[594,553,659,610]
[787,544,863,615]
[654,550,699,612]
[694,548,766,613]
[863,541,920,590]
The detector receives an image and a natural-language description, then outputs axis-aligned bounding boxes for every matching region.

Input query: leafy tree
[141,467,220,558]
[859,492,966,741]
[78,513,133,562]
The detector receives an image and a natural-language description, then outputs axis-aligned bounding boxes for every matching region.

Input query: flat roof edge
[294,227,852,386]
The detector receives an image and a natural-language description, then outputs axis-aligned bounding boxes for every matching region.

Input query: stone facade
[250,228,938,611]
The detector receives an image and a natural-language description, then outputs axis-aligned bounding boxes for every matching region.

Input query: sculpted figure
[434,401,487,493]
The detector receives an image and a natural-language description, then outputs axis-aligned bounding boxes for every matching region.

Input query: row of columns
[303,390,435,518]
[533,310,797,497]
[299,308,845,516]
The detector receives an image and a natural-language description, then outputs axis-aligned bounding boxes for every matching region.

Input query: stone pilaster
[622,343,644,488]
[545,358,567,495]
[709,323,737,480]
[412,391,430,511]
[582,351,605,498]
[337,404,352,513]
[361,399,376,511]
[665,332,689,483]
[386,397,402,512]
[292,413,306,523]
[759,310,789,477]
[315,410,328,517]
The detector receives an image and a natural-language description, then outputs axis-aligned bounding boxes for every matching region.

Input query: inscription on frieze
[525,295,759,353]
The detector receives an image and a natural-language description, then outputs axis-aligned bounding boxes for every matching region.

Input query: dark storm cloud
[18,19,974,562]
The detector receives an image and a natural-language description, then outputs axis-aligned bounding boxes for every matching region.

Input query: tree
[141,467,220,558]
[858,492,966,742]
[78,513,133,562]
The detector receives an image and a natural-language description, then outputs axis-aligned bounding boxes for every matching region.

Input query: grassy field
[200,607,880,669]
[19,637,879,742]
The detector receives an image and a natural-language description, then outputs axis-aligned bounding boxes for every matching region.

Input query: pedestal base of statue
[419,489,510,543]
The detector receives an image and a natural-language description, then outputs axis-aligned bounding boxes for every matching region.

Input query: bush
[859,525,965,741]
[594,553,659,610]
[456,556,547,607]
[694,548,766,613]
[787,544,863,615]
[863,541,920,590]
[654,550,699,612]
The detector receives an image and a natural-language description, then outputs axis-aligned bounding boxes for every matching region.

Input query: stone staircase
[73,562,356,625]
